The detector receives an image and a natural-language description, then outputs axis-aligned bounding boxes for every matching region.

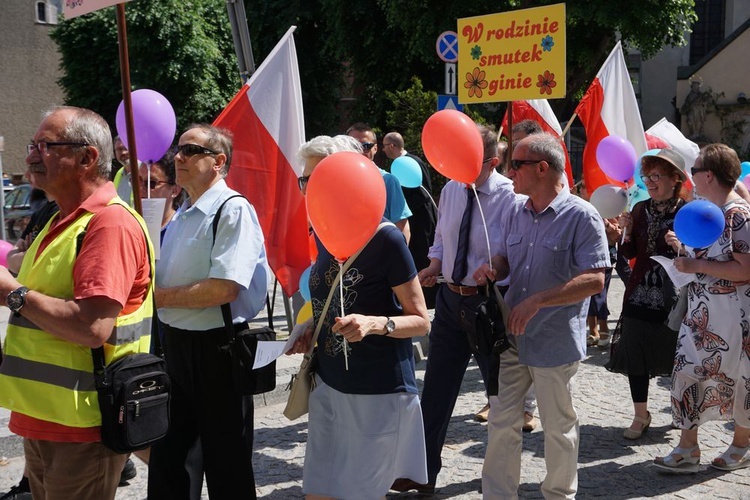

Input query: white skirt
[303,375,428,499]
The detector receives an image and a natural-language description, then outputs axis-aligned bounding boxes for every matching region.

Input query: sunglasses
[361,142,376,152]
[139,178,168,190]
[509,159,541,170]
[690,167,709,176]
[298,175,310,191]
[177,143,218,157]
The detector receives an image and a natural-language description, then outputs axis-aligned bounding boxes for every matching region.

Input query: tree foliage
[50,0,238,133]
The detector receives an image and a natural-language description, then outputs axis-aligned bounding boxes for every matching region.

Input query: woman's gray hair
[46,106,113,178]
[525,132,565,175]
[298,135,363,162]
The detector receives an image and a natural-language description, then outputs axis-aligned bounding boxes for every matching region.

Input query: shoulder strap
[213,195,274,342]
[304,221,394,356]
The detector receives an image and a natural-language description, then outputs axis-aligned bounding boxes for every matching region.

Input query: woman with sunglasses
[606,149,688,440]
[653,143,750,472]
[137,150,186,239]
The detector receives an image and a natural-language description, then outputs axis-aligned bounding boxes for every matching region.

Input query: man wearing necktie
[392,125,517,494]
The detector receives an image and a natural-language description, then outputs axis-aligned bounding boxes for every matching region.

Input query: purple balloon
[116,89,176,163]
[596,135,637,182]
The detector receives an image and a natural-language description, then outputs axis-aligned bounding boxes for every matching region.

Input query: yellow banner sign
[457,3,566,103]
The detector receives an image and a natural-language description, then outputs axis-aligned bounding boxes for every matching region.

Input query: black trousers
[420,285,492,484]
[148,324,256,500]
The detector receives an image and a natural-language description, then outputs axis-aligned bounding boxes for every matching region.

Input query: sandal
[711,445,750,471]
[623,412,651,440]
[653,445,701,473]
[586,333,600,347]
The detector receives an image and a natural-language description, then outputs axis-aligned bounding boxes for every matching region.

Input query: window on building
[690,0,725,65]
[35,0,59,25]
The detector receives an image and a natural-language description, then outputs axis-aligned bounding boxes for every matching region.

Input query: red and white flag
[575,41,647,192]
[647,117,700,191]
[214,26,308,296]
[501,99,574,187]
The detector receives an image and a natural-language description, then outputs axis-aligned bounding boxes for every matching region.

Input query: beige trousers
[482,348,579,499]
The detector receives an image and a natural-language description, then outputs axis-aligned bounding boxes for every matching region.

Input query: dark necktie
[452,187,475,284]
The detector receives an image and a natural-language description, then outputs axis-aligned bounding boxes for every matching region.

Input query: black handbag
[458,283,511,357]
[93,349,170,453]
[213,195,276,396]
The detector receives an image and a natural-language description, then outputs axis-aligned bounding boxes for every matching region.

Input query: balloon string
[338,260,348,371]
[420,186,439,213]
[471,183,493,273]
[146,162,151,199]
[621,177,631,244]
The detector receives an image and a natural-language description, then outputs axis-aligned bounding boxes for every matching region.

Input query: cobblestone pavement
[1,278,749,498]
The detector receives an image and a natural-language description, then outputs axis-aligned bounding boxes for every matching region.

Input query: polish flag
[575,41,647,193]
[647,117,699,191]
[501,99,574,187]
[214,27,308,296]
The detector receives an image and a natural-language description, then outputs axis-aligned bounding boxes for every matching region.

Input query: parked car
[3,184,33,240]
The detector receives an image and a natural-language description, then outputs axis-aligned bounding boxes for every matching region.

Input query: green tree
[319,0,697,122]
[51,0,238,133]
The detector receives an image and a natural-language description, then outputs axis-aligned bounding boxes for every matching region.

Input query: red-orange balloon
[422,110,483,184]
[306,152,386,261]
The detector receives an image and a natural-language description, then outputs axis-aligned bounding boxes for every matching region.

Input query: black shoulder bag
[80,213,171,454]
[213,195,277,396]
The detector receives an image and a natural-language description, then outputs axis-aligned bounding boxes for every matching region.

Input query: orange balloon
[422,109,483,184]
[306,152,386,261]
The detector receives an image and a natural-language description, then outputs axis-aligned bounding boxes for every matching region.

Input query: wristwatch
[384,317,396,336]
[6,286,30,315]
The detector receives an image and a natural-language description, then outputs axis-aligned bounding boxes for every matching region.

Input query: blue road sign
[436,31,458,63]
[437,95,464,112]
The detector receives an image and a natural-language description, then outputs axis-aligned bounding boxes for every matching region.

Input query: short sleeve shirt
[157,179,271,330]
[381,170,412,223]
[310,223,418,395]
[499,189,610,367]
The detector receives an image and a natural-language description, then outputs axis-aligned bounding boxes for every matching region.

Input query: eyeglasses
[27,141,88,156]
[509,159,541,170]
[482,157,495,164]
[139,178,169,190]
[382,143,394,148]
[176,143,218,157]
[361,142,376,152]
[297,175,310,191]
[640,173,664,183]
[691,167,709,176]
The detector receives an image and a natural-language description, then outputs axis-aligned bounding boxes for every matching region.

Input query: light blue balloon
[299,266,312,301]
[628,185,650,210]
[741,161,750,179]
[391,156,423,188]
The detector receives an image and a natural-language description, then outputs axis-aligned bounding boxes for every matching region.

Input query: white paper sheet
[140,198,166,260]
[650,255,696,288]
[251,321,308,369]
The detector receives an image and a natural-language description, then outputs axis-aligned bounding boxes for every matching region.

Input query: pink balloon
[422,110,483,184]
[743,174,750,190]
[0,240,14,268]
[596,135,637,182]
[116,89,177,163]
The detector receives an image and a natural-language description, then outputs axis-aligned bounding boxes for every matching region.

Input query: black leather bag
[93,350,170,453]
[223,310,277,396]
[458,283,511,357]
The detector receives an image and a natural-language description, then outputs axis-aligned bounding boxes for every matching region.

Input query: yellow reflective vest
[0,198,154,428]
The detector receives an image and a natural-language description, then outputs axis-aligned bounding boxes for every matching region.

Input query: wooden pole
[115,3,143,216]
[560,112,577,139]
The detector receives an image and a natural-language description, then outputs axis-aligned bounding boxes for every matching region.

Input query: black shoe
[118,458,137,487]
[391,478,436,494]
[0,478,32,500]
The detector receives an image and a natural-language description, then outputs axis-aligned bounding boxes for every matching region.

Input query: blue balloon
[391,156,423,188]
[741,161,750,179]
[628,185,650,210]
[299,266,312,301]
[674,200,725,249]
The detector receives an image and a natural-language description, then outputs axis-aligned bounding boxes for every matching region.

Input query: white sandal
[711,445,750,471]
[653,445,701,473]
